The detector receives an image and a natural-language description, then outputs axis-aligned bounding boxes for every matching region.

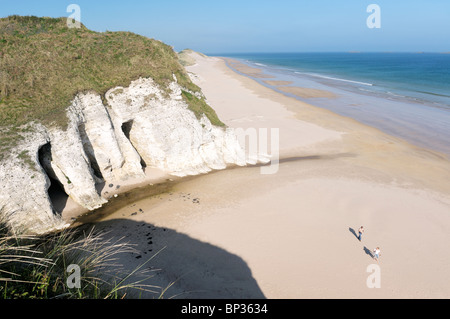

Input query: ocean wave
[386,91,406,98]
[295,72,373,87]
[416,90,450,99]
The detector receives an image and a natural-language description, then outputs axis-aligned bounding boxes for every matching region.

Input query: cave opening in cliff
[38,143,69,215]
[121,120,147,168]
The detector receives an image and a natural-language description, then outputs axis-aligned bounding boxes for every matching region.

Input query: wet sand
[262,80,338,98]
[276,86,338,99]
[223,58,275,79]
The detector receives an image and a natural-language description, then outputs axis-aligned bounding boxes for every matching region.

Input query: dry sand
[72,52,450,299]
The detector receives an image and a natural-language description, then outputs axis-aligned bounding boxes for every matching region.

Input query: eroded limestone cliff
[0,76,250,234]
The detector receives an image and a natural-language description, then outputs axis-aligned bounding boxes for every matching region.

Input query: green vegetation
[0,15,224,158]
[181,90,224,127]
[0,220,161,299]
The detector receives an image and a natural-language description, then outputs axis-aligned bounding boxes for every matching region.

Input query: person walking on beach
[373,247,381,262]
[358,226,364,241]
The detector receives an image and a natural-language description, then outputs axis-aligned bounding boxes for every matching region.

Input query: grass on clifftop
[0,16,224,158]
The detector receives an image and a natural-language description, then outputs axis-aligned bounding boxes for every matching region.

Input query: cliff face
[0,76,248,234]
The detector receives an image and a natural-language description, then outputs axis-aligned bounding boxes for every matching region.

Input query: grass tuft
[0,218,164,299]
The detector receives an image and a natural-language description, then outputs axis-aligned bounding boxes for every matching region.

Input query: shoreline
[220,55,450,158]
[214,56,450,195]
[64,52,450,299]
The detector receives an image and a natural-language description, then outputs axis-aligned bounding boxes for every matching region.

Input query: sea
[209,52,450,157]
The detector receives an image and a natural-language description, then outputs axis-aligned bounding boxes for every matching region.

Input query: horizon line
[204,51,450,55]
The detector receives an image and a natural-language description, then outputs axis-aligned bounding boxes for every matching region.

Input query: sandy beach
[70,52,450,299]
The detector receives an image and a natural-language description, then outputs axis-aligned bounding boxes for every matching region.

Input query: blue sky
[1,0,449,53]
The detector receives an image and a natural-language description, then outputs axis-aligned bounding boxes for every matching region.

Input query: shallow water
[215,53,450,157]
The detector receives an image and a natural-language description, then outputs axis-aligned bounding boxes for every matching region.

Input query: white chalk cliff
[0,76,250,234]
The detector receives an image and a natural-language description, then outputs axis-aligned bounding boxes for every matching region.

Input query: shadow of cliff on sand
[78,219,266,299]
